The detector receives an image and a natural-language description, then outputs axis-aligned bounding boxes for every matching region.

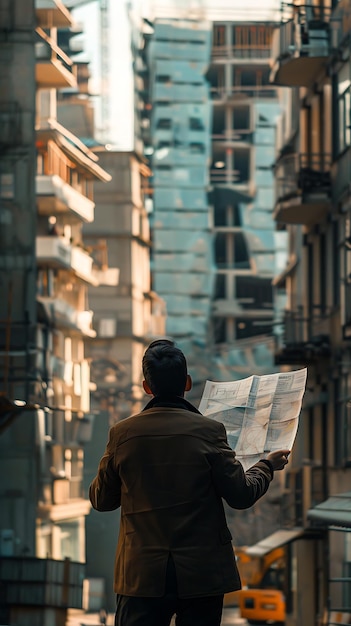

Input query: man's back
[90,402,272,598]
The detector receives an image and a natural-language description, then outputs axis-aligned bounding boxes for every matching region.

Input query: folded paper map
[198,368,307,471]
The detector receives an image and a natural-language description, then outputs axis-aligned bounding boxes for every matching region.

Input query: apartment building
[54,22,166,608]
[0,2,111,623]
[265,1,351,624]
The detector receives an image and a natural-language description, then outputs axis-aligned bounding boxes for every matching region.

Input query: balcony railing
[212,45,272,59]
[210,85,277,100]
[0,556,84,610]
[274,153,331,225]
[212,129,254,143]
[37,296,96,337]
[36,174,95,223]
[36,237,98,285]
[270,4,331,86]
[275,306,331,365]
[35,28,77,89]
[36,236,72,269]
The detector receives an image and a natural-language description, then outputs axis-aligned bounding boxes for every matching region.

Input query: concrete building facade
[55,22,166,611]
[260,1,351,624]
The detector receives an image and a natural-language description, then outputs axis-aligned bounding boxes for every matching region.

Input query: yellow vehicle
[224,546,286,625]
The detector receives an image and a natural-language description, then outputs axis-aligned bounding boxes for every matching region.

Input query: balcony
[36,235,71,268]
[275,307,331,365]
[36,174,95,223]
[35,0,73,28]
[35,28,77,89]
[274,153,331,226]
[270,5,331,86]
[37,296,96,337]
[71,246,98,285]
[210,85,277,100]
[212,44,272,60]
[36,237,98,285]
[0,556,84,613]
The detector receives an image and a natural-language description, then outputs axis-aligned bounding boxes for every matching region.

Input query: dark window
[214,205,227,226]
[213,24,226,46]
[335,373,351,466]
[189,142,205,153]
[156,118,172,129]
[333,219,340,307]
[214,318,226,344]
[189,117,204,131]
[215,233,227,266]
[236,276,273,308]
[234,233,250,269]
[320,233,326,312]
[334,63,351,156]
[156,75,170,83]
[214,274,226,299]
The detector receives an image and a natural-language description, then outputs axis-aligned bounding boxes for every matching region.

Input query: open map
[198,368,307,471]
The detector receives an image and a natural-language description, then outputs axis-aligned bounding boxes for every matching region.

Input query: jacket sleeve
[89,428,121,511]
[209,422,273,509]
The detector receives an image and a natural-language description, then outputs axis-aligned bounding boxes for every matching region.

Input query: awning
[307,492,351,528]
[245,528,305,557]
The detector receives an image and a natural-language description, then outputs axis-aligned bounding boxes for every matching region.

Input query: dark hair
[142,339,188,397]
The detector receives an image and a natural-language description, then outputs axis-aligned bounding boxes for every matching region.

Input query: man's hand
[266,449,290,471]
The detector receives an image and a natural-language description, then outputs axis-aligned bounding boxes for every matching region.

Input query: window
[335,63,351,155]
[335,371,351,466]
[156,118,172,129]
[189,117,204,131]
[236,276,273,308]
[214,318,226,344]
[320,233,327,312]
[0,172,14,199]
[156,75,170,83]
[189,142,205,153]
[215,232,227,266]
[333,219,340,307]
[214,274,226,299]
[213,24,226,46]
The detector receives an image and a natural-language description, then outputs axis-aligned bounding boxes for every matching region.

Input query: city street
[67,606,248,625]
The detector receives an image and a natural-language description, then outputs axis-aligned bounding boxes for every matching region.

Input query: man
[89,339,290,626]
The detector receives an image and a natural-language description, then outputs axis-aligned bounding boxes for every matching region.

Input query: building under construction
[135,14,287,399]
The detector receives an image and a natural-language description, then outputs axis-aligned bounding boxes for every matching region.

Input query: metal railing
[212,44,272,59]
[272,3,332,62]
[275,152,332,202]
[0,556,84,609]
[282,306,332,347]
[210,85,277,100]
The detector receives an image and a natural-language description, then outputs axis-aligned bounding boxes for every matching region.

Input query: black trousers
[114,556,224,626]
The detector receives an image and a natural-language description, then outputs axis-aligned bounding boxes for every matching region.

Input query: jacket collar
[142,396,201,414]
